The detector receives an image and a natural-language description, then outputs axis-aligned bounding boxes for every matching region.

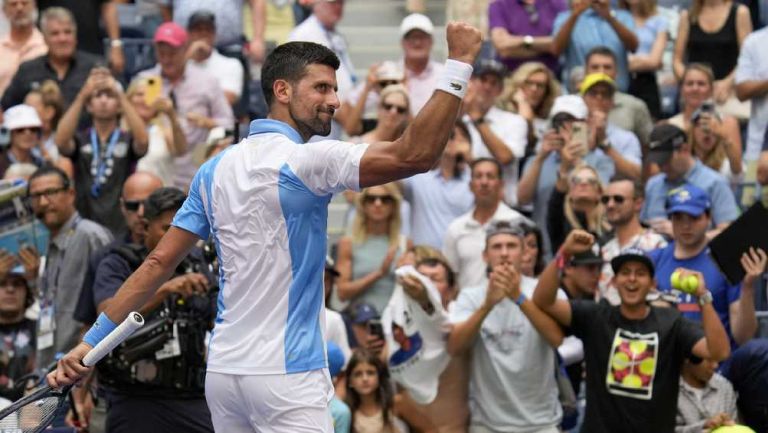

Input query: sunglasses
[14,127,40,134]
[570,176,599,186]
[378,80,399,87]
[382,103,408,114]
[601,195,628,205]
[122,199,142,212]
[363,194,395,205]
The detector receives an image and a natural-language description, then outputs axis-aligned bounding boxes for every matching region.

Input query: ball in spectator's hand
[711,426,756,433]
[670,271,681,290]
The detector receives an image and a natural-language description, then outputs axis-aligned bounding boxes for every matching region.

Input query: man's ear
[273,79,292,104]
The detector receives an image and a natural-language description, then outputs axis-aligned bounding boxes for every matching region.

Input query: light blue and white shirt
[172,119,369,375]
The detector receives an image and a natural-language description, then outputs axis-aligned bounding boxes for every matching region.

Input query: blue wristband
[515,293,526,306]
[83,312,118,347]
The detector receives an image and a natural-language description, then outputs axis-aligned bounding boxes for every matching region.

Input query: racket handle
[82,312,144,367]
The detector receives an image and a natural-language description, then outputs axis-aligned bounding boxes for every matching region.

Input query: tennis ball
[670,271,682,290]
[711,426,756,433]
[681,275,699,294]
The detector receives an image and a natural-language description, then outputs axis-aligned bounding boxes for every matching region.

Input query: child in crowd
[345,350,406,433]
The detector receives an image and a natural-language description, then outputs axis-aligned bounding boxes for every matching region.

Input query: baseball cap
[376,61,405,82]
[472,59,507,79]
[579,72,617,95]
[648,124,687,165]
[350,302,379,324]
[3,105,42,131]
[665,184,711,217]
[187,10,216,29]
[400,13,434,37]
[485,220,524,242]
[569,243,603,266]
[327,341,345,378]
[154,22,188,47]
[610,247,655,278]
[550,95,588,120]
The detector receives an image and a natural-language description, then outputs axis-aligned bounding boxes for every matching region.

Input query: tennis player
[48,22,482,432]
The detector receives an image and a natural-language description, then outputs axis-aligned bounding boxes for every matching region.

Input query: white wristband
[436,59,474,100]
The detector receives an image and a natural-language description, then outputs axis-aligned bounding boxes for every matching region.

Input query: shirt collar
[684,159,702,180]
[248,119,304,144]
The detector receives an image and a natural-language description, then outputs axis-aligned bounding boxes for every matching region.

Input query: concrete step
[340,0,447,27]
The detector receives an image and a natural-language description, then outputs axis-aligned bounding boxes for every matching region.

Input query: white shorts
[205,369,335,433]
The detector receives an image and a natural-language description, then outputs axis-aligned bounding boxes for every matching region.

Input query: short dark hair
[470,157,504,180]
[143,187,187,220]
[452,120,471,142]
[28,164,71,193]
[586,46,617,67]
[520,222,545,275]
[260,41,340,107]
[609,175,645,199]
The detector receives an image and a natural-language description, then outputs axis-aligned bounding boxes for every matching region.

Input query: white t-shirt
[137,124,175,186]
[463,107,528,206]
[449,276,563,432]
[172,119,368,375]
[442,203,531,290]
[189,50,244,100]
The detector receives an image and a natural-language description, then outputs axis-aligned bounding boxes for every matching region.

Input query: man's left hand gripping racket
[0,312,144,432]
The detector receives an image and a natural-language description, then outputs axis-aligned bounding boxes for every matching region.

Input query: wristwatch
[598,140,612,151]
[698,291,713,307]
[523,35,534,49]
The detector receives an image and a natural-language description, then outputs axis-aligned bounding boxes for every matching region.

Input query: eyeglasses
[122,199,142,212]
[570,176,599,186]
[601,195,628,205]
[382,103,408,114]
[523,79,547,90]
[363,194,395,205]
[29,186,67,201]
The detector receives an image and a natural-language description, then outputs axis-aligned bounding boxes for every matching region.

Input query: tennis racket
[0,312,144,433]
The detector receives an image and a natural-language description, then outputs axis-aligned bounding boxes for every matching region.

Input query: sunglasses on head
[363,194,395,205]
[382,102,408,114]
[601,195,628,205]
[122,199,142,212]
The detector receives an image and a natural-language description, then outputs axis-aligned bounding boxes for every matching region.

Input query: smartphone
[367,319,385,340]
[143,76,162,106]
[570,120,588,157]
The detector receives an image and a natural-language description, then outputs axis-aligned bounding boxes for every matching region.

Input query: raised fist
[446,22,483,65]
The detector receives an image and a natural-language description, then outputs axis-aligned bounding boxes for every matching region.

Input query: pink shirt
[401,59,443,115]
[0,28,47,97]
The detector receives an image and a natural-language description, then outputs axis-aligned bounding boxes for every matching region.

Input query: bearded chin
[288,102,332,140]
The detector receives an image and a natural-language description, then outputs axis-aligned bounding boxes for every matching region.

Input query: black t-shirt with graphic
[569,301,704,433]
[66,128,142,235]
[0,319,36,402]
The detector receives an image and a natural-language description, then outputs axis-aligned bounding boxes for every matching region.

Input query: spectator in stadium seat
[28,165,112,369]
[336,183,410,315]
[520,222,545,277]
[641,124,739,238]
[579,71,642,179]
[54,67,148,235]
[0,0,47,97]
[649,183,765,347]
[598,176,666,305]
[0,267,36,402]
[23,80,73,178]
[402,121,474,250]
[547,163,609,254]
[551,0,638,92]
[533,231,731,433]
[443,158,530,290]
[489,0,567,74]
[676,355,738,433]
[137,22,234,189]
[462,60,528,206]
[689,106,745,189]
[448,221,565,433]
[185,10,244,107]
[340,62,406,137]
[37,0,124,73]
[518,94,615,257]
[0,104,45,179]
[735,24,768,163]
[397,13,444,115]
[585,47,654,149]
[498,61,561,162]
[1,7,99,110]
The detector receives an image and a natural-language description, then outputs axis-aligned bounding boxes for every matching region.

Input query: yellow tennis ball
[629,341,647,355]
[670,271,681,290]
[622,374,643,388]
[682,275,699,294]
[711,426,757,433]
[639,358,656,376]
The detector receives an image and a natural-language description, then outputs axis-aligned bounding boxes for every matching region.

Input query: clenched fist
[446,22,483,65]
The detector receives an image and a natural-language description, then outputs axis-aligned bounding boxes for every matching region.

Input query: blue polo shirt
[640,159,739,224]
[649,242,741,346]
[607,123,642,164]
[552,8,635,92]
[522,149,615,257]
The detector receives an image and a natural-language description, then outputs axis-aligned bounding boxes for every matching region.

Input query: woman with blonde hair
[499,61,561,157]
[23,80,74,177]
[689,110,744,189]
[547,163,608,253]
[356,84,411,144]
[126,77,187,186]
[336,183,412,315]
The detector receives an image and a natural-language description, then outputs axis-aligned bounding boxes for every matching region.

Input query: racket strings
[0,393,62,433]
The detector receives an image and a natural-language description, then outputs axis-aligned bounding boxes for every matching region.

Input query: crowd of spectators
[0,0,768,433]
